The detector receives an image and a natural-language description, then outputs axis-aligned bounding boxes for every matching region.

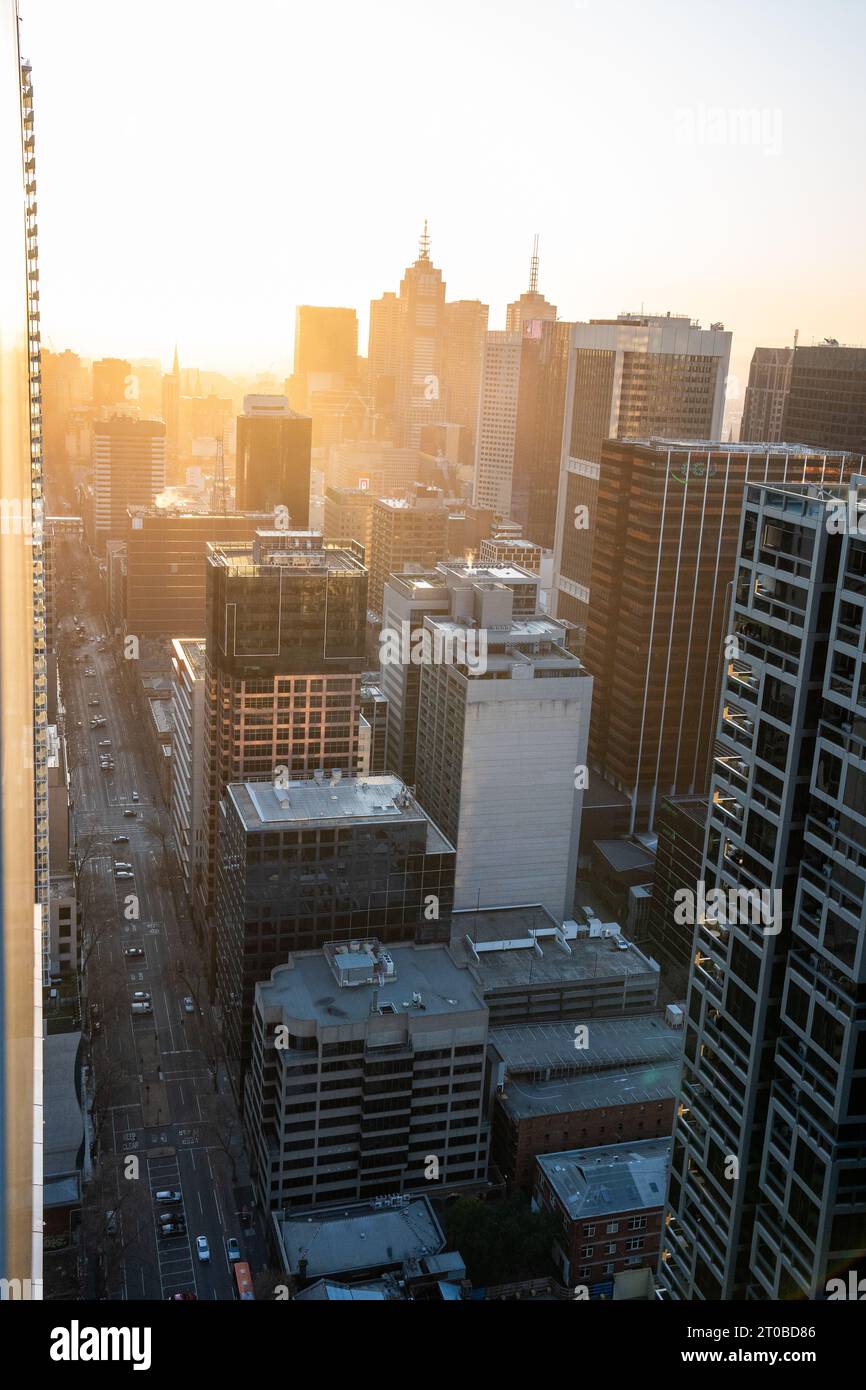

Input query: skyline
[22,0,866,401]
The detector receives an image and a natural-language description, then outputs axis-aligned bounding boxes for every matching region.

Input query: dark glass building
[782,343,866,455]
[198,530,368,946]
[235,394,312,527]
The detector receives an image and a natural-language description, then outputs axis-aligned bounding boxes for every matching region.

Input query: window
[604,1262,615,1275]
[628,1216,647,1231]
[606,1221,619,1234]
[583,1224,596,1237]
[625,1238,644,1252]
[580,1245,594,1259]
[606,1243,616,1255]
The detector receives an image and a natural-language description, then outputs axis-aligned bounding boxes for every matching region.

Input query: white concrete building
[413,580,591,921]
[473,330,522,518]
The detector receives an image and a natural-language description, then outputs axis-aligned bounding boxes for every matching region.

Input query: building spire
[172,343,180,376]
[528,233,540,295]
[418,219,431,262]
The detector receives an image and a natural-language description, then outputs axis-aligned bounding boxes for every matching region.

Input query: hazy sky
[21,0,866,406]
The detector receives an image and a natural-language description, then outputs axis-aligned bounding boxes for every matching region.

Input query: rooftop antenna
[528,233,540,294]
[419,219,431,263]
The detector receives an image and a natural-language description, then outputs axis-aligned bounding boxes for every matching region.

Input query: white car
[183,997,195,1014]
[196,1235,210,1263]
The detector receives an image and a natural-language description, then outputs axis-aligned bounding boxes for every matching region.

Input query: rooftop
[536,1138,672,1220]
[206,532,366,576]
[276,1195,446,1280]
[225,775,453,852]
[450,906,659,992]
[501,1061,680,1121]
[257,942,484,1028]
[620,437,861,459]
[489,1013,684,1078]
[172,637,207,678]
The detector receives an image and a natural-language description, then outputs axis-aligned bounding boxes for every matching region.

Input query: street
[58,540,267,1301]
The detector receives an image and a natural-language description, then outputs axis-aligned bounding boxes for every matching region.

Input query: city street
[58,541,267,1301]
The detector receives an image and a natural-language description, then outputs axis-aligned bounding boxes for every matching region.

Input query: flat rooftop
[277,1196,444,1279]
[225,776,453,854]
[490,1013,684,1077]
[537,1138,672,1220]
[620,438,860,459]
[593,838,656,874]
[173,637,207,677]
[451,908,658,992]
[501,1061,680,1122]
[257,943,484,1027]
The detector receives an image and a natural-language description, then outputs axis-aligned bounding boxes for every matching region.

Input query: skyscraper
[0,0,43,1292]
[91,356,132,411]
[91,416,166,551]
[293,305,358,380]
[367,491,450,617]
[379,559,540,784]
[739,346,794,443]
[368,225,447,449]
[584,439,861,834]
[198,531,368,943]
[662,476,866,1301]
[235,394,311,526]
[505,235,557,334]
[473,330,522,518]
[550,313,732,636]
[440,297,488,464]
[782,343,866,455]
[413,574,591,919]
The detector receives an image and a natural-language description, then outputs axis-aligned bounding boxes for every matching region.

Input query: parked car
[131,991,151,1002]
[226,1238,241,1263]
[196,1236,210,1263]
[131,790,140,802]
[115,869,133,879]
[98,739,112,748]
[182,997,195,1014]
[124,946,144,958]
[167,1293,198,1301]
[155,1190,182,1204]
[130,1001,152,1015]
[112,835,129,844]
[158,1223,186,1239]
[123,809,137,818]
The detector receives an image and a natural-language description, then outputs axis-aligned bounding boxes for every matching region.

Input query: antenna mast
[529,233,540,294]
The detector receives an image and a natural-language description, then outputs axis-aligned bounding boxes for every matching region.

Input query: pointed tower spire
[418,219,431,262]
[528,234,540,295]
[172,343,180,376]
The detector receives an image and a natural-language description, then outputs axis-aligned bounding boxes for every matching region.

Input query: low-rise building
[534,1138,671,1293]
[488,1014,681,1190]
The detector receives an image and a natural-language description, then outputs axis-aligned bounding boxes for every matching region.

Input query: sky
[20,0,866,412]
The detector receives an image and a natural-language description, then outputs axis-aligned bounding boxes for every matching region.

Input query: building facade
[739,346,794,444]
[235,394,311,527]
[584,439,860,834]
[551,314,731,638]
[214,777,456,1096]
[662,477,866,1301]
[91,417,166,552]
[244,936,487,1210]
